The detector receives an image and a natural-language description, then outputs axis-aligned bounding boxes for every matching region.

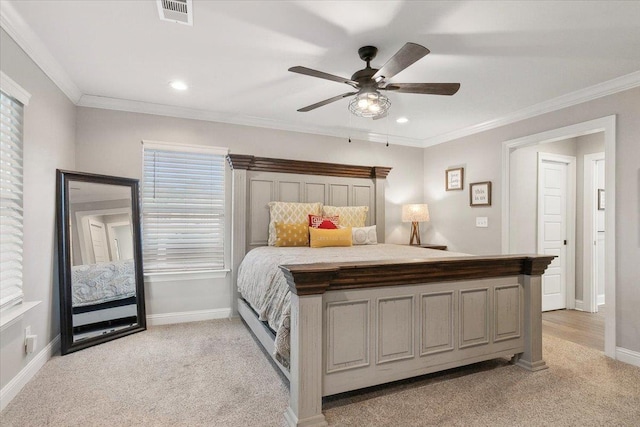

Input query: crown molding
[422,70,640,147]
[0,1,82,103]
[0,70,31,105]
[78,94,425,148]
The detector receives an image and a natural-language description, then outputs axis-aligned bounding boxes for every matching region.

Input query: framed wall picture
[598,188,605,210]
[470,181,492,206]
[445,167,464,191]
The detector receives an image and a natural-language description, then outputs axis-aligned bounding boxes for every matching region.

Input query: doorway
[502,115,616,358]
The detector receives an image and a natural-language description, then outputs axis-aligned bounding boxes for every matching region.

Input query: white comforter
[237,244,465,364]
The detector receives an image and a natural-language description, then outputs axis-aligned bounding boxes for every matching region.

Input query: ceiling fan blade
[382,83,461,95]
[297,92,358,112]
[372,43,430,81]
[289,66,358,87]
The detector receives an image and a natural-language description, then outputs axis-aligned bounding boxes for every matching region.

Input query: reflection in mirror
[57,170,146,354]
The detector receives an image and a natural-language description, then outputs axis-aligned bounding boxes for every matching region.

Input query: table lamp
[402,204,430,245]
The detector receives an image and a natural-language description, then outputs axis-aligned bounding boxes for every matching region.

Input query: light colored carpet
[1,318,638,426]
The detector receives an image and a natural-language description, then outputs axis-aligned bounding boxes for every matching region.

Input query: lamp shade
[402,204,430,223]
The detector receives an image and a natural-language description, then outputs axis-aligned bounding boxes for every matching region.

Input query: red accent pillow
[317,220,338,229]
[308,214,339,228]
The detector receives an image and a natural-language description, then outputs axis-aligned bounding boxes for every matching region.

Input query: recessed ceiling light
[396,117,409,124]
[170,80,188,91]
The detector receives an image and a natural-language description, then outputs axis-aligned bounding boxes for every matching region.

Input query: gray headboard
[227,154,392,304]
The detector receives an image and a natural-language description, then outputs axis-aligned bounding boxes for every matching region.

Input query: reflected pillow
[309,227,353,248]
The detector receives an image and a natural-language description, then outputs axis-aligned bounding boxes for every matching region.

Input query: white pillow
[352,225,377,245]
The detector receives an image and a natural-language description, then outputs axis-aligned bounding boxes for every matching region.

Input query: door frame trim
[537,152,576,311]
[501,115,616,358]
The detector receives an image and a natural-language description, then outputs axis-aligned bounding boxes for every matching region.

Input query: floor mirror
[56,170,146,355]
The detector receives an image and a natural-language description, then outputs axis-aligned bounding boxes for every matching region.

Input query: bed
[71,259,137,336]
[228,154,554,427]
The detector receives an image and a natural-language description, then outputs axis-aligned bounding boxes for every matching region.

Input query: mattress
[71,259,136,307]
[237,243,466,365]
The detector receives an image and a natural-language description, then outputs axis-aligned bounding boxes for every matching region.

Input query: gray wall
[423,87,640,353]
[0,29,76,390]
[509,137,577,254]
[75,107,425,317]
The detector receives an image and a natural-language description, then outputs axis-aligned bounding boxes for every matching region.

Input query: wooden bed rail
[281,255,555,295]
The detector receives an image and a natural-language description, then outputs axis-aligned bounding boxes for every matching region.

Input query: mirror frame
[56,169,146,355]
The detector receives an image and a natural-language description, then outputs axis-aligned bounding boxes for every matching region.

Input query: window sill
[144,269,230,283]
[0,301,41,332]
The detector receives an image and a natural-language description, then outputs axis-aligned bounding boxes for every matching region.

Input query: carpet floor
[1,318,638,426]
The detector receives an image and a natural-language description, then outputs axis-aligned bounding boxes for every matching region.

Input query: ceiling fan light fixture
[348,91,390,118]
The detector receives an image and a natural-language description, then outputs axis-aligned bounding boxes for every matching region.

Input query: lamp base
[409,221,421,246]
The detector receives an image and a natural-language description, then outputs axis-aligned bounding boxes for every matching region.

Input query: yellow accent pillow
[268,202,322,246]
[322,206,368,227]
[274,222,310,247]
[309,227,353,248]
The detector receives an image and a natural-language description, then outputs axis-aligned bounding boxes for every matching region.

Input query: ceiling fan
[288,42,460,119]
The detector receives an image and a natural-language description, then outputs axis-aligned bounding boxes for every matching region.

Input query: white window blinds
[0,90,24,309]
[142,142,227,273]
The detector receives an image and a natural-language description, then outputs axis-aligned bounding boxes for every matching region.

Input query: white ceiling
[4,1,640,147]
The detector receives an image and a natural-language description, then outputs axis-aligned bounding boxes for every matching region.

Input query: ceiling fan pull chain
[348,108,352,143]
[386,113,390,147]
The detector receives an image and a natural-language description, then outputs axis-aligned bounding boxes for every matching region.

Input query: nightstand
[416,244,447,251]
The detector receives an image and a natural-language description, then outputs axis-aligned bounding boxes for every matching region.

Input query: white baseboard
[597,294,605,306]
[574,300,584,311]
[0,334,60,412]
[616,347,640,368]
[146,308,231,326]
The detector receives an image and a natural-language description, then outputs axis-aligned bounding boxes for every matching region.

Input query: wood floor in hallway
[542,307,605,352]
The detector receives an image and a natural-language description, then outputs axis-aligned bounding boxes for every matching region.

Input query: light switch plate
[476,217,488,228]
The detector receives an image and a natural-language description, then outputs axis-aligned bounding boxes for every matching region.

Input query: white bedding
[71,259,136,307]
[237,243,466,364]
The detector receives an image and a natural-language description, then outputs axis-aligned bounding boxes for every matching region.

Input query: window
[142,141,227,274]
[0,89,25,309]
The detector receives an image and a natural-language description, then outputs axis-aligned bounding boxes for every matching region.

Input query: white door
[89,219,109,263]
[538,153,575,311]
[583,152,605,312]
[594,158,605,307]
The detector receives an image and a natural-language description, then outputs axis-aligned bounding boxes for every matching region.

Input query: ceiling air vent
[157,0,193,26]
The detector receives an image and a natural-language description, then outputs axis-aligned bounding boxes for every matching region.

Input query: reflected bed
[70,259,137,339]
[71,259,136,307]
